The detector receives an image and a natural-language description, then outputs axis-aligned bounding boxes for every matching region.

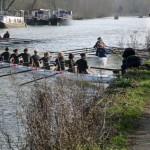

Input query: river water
[0,16,149,52]
[0,16,149,68]
[0,16,149,149]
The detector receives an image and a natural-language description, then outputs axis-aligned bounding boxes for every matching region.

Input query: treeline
[4,0,150,18]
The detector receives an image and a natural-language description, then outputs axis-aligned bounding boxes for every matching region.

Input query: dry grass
[0,75,115,150]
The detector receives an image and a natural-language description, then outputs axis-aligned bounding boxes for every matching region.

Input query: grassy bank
[106,67,150,149]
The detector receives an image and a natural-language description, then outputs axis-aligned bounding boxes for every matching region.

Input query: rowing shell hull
[0,62,116,83]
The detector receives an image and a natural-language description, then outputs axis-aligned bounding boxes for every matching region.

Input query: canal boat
[50,9,72,25]
[25,9,51,25]
[0,10,26,28]
[114,15,119,20]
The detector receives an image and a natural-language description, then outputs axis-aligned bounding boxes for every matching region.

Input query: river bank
[105,60,150,149]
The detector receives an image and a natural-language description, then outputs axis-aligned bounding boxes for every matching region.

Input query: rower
[55,52,65,71]
[65,53,75,72]
[31,50,41,67]
[40,52,51,70]
[75,53,88,74]
[3,31,10,39]
[1,47,11,63]
[94,37,108,66]
[18,48,32,66]
[9,49,19,64]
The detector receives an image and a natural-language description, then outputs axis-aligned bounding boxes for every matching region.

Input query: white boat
[0,10,26,28]
[0,62,116,84]
[50,9,72,26]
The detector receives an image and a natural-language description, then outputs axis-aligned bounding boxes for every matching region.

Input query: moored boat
[50,9,72,26]
[114,15,119,20]
[25,9,51,25]
[0,10,26,28]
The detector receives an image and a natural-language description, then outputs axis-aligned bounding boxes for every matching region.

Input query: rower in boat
[55,52,65,71]
[65,53,76,72]
[95,37,107,66]
[75,53,88,74]
[18,48,32,67]
[31,50,41,67]
[3,31,10,39]
[1,47,11,63]
[40,52,51,70]
[9,49,19,64]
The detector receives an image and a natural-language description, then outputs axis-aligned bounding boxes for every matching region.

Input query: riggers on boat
[0,62,116,84]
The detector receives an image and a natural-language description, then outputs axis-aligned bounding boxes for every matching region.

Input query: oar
[20,72,59,86]
[0,65,11,69]
[0,68,36,78]
[90,66,121,71]
[0,64,17,69]
[49,47,95,53]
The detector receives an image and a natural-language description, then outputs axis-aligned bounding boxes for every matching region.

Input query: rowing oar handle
[90,66,121,71]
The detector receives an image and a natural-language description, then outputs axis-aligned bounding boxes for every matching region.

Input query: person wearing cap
[31,50,41,67]
[18,48,32,66]
[75,53,88,74]
[40,52,51,70]
[1,47,11,63]
[9,49,19,64]
[121,48,141,75]
[55,52,65,71]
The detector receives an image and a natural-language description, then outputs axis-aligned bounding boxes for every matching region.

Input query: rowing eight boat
[0,62,116,84]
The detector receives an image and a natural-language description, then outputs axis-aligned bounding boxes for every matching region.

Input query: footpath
[129,104,150,150]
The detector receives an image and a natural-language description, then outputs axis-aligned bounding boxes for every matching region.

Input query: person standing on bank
[18,48,32,66]
[31,50,41,67]
[1,47,11,63]
[121,48,141,75]
[75,53,88,74]
[55,52,65,71]
[9,49,19,64]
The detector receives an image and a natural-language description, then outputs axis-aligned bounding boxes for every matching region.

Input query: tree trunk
[5,0,16,11]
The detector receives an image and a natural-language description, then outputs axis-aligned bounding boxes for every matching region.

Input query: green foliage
[145,59,150,65]
[115,77,132,87]
[108,69,150,149]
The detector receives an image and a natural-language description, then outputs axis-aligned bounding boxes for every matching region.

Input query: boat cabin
[0,10,25,28]
[30,9,51,19]
[52,9,72,18]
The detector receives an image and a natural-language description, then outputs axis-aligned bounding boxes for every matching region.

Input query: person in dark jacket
[1,47,11,62]
[9,49,19,64]
[3,31,10,38]
[55,52,65,71]
[40,52,51,70]
[65,53,76,72]
[31,50,41,67]
[76,53,88,74]
[18,48,32,66]
[121,48,140,75]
